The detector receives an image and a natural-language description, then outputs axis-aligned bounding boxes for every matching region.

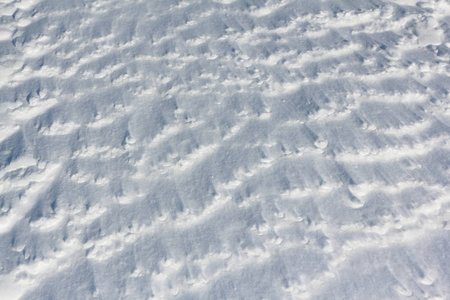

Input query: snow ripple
[0,0,450,299]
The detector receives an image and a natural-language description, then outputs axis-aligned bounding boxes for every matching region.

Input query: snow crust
[0,0,450,299]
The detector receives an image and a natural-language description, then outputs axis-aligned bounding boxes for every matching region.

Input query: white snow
[0,0,450,299]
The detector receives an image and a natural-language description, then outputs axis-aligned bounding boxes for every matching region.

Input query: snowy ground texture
[1,0,450,299]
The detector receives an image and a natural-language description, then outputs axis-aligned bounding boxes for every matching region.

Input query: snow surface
[1,0,450,299]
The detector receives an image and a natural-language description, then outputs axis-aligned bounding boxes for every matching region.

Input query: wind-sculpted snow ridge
[0,0,450,299]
